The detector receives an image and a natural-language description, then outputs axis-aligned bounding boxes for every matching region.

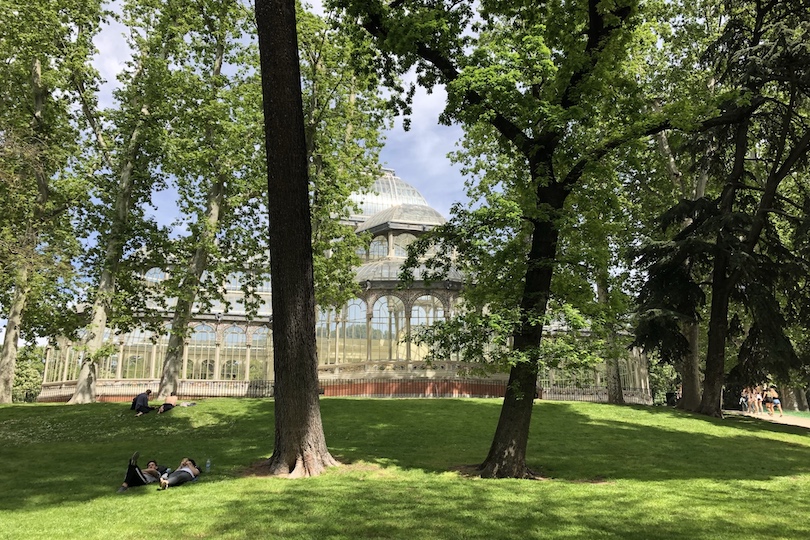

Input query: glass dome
[349,169,429,220]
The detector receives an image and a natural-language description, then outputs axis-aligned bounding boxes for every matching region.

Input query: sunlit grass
[1,398,809,539]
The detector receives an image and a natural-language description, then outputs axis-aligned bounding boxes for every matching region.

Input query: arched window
[410,295,445,362]
[341,299,367,363]
[121,328,155,379]
[225,273,243,291]
[393,233,417,257]
[188,324,216,379]
[370,296,406,361]
[221,326,246,380]
[250,327,273,380]
[144,268,167,284]
[316,308,338,365]
[369,236,388,260]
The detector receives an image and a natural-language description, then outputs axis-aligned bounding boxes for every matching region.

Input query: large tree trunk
[0,268,30,403]
[68,268,113,404]
[71,269,108,404]
[478,183,565,479]
[157,37,227,398]
[256,0,337,477]
[794,387,809,411]
[479,361,539,478]
[605,356,624,405]
[698,252,732,417]
[678,321,702,411]
[157,182,225,398]
[596,271,624,405]
[697,118,753,418]
[157,303,191,398]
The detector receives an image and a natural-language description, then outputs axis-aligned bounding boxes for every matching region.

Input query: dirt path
[725,410,810,429]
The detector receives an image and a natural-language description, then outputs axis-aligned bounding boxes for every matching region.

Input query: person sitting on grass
[159,457,200,490]
[157,392,178,414]
[117,452,165,493]
[131,389,155,416]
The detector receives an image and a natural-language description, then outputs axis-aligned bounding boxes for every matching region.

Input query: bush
[13,345,44,402]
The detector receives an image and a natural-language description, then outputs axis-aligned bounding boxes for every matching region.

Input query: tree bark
[793,387,809,412]
[256,0,337,477]
[478,182,566,478]
[157,177,225,398]
[157,303,191,398]
[596,271,624,405]
[678,321,702,411]
[0,267,30,403]
[697,246,732,417]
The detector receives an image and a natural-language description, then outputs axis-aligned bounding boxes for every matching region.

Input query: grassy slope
[1,398,809,540]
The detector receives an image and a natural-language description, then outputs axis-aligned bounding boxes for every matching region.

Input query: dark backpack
[130,397,137,410]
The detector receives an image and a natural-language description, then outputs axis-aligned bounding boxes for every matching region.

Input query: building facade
[38,170,651,403]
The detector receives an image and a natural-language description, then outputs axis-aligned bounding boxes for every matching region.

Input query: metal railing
[38,378,651,404]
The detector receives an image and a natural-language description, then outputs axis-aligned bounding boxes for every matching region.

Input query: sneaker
[130,451,140,466]
[117,486,128,493]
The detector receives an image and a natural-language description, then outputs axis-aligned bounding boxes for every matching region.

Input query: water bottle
[205,458,211,473]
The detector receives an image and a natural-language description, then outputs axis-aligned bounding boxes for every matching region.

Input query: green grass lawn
[1,398,809,540]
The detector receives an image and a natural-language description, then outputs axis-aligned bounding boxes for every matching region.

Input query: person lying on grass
[117,452,167,493]
[157,391,178,414]
[159,457,200,490]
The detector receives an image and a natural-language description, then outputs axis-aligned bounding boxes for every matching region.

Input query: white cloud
[92,1,467,226]
[380,84,466,218]
[93,4,132,109]
[306,0,467,217]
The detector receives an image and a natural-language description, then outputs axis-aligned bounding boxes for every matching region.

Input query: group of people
[132,389,178,416]
[118,452,201,493]
[740,385,783,416]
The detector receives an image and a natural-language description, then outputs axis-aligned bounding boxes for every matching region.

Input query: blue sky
[2,1,468,345]
[94,1,468,224]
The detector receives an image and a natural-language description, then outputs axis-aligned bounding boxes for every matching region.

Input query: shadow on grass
[0,399,275,512]
[2,398,810,517]
[530,402,810,482]
[188,467,810,540]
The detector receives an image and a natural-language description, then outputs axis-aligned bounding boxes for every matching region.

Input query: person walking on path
[769,386,784,417]
[752,386,762,414]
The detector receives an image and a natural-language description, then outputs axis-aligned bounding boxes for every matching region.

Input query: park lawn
[1,398,809,540]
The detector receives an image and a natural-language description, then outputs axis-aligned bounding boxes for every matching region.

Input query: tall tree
[333,0,667,477]
[0,0,95,403]
[155,2,388,397]
[68,0,185,403]
[299,7,389,310]
[155,0,266,397]
[255,0,337,477]
[334,0,763,476]
[634,0,810,417]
